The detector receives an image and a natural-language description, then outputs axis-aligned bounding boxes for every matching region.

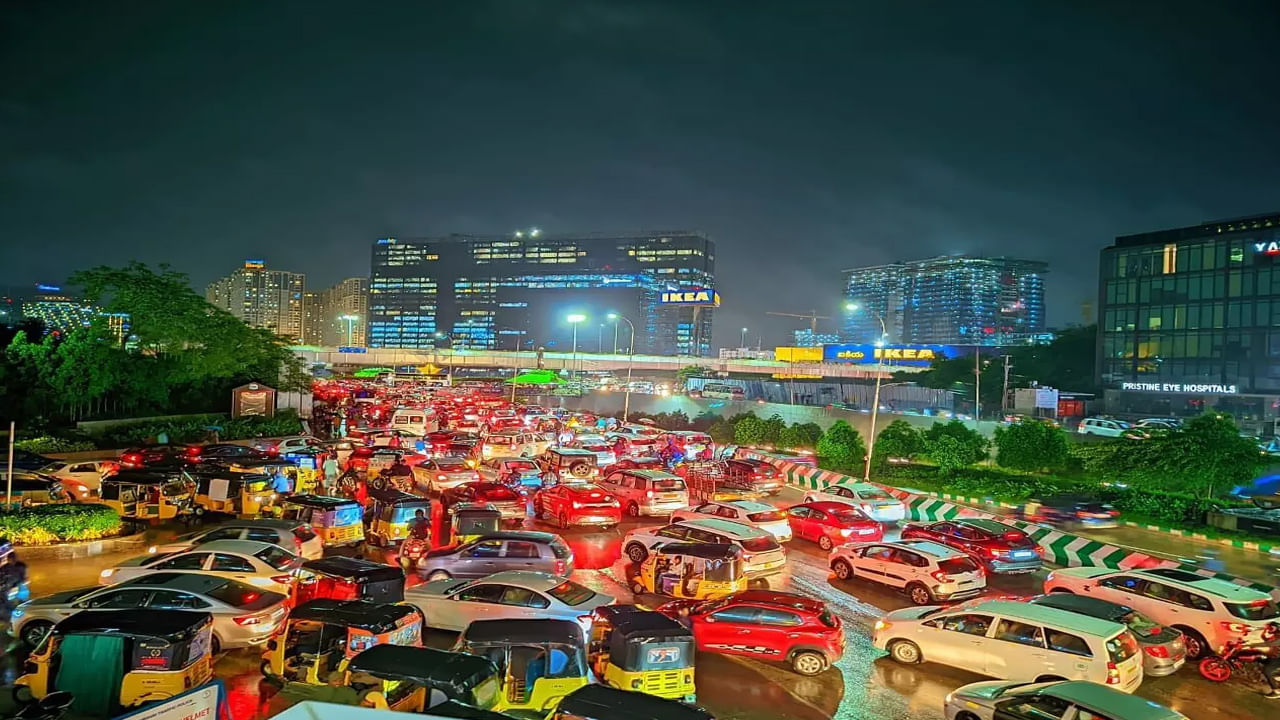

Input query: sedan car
[443,482,527,523]
[414,456,482,493]
[182,443,269,465]
[533,482,622,529]
[943,680,1186,720]
[802,481,906,522]
[415,531,574,581]
[119,444,187,469]
[405,571,613,632]
[13,572,288,651]
[670,500,792,542]
[901,518,1042,574]
[148,519,323,560]
[786,501,883,550]
[37,460,117,496]
[98,539,302,595]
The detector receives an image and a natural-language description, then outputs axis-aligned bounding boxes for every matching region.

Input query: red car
[119,444,186,469]
[533,483,622,529]
[659,590,844,676]
[442,481,526,524]
[900,518,1043,574]
[785,501,883,550]
[604,456,664,475]
[486,416,523,432]
[346,447,428,473]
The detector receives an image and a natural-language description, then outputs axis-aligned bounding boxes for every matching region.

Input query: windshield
[546,580,596,606]
[207,579,276,607]
[505,461,537,472]
[1226,600,1280,621]
[436,460,467,470]
[747,510,787,523]
[653,478,685,491]
[255,545,296,571]
[740,536,781,553]
[858,489,893,501]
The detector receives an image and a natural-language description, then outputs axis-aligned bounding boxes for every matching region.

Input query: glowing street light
[338,314,359,346]
[566,314,586,377]
[740,327,749,348]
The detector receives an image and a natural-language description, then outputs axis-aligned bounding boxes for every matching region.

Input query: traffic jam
[9,378,1279,720]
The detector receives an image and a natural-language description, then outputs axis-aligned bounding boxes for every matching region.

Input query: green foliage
[676,365,712,381]
[642,411,692,431]
[923,420,988,473]
[760,414,786,445]
[816,420,866,474]
[0,504,124,545]
[994,420,1070,472]
[707,420,735,444]
[734,414,767,445]
[14,436,97,454]
[97,410,303,447]
[690,411,720,432]
[871,420,925,468]
[778,422,823,450]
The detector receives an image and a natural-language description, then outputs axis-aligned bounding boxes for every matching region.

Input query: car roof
[721,589,826,613]
[804,500,867,513]
[191,539,279,555]
[1029,593,1129,621]
[719,500,775,512]
[675,517,770,538]
[118,572,237,595]
[1131,568,1273,601]
[953,518,1020,534]
[961,600,1125,637]
[1038,681,1184,719]
[467,530,560,544]
[468,571,573,590]
[210,518,300,532]
[892,540,966,559]
[620,469,680,479]
[829,480,880,491]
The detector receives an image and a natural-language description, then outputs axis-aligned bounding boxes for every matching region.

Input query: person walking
[322,455,340,494]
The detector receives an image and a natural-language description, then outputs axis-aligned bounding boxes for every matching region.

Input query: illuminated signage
[1255,241,1280,255]
[1120,381,1238,394]
[822,343,960,367]
[35,284,61,293]
[243,259,265,269]
[659,289,720,306]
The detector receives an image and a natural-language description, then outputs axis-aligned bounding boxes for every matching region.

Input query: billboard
[658,288,720,307]
[821,343,961,367]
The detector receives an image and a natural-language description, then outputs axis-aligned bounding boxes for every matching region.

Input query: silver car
[149,518,323,559]
[416,531,573,582]
[12,571,288,651]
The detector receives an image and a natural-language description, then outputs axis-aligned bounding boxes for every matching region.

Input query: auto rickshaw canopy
[298,556,405,603]
[602,612,693,673]
[553,684,715,720]
[348,644,498,699]
[289,599,420,634]
[284,494,361,510]
[52,609,211,642]
[651,542,743,578]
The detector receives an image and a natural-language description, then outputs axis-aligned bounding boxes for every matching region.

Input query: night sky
[3,1,1279,346]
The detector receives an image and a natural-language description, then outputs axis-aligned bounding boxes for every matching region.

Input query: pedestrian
[1252,622,1280,699]
[322,455,340,493]
[389,433,403,449]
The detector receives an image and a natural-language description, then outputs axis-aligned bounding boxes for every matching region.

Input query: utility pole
[974,348,981,430]
[1001,355,1012,413]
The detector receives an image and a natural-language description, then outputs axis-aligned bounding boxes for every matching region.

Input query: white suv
[670,500,792,542]
[599,469,688,518]
[829,540,986,605]
[1076,417,1132,438]
[622,518,787,578]
[1044,566,1280,659]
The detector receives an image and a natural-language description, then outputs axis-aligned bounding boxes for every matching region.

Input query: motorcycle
[1199,639,1273,683]
[398,528,431,571]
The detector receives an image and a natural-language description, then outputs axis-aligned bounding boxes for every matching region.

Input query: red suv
[533,482,622,529]
[659,590,844,676]
[900,518,1042,574]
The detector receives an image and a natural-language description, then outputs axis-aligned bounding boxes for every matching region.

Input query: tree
[734,414,767,445]
[923,420,988,472]
[690,411,720,431]
[872,420,925,468]
[760,414,786,446]
[994,420,1070,472]
[778,422,823,450]
[708,420,735,444]
[816,420,866,475]
[929,435,974,475]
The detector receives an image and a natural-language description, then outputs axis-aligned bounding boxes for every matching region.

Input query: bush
[817,420,866,475]
[97,410,304,447]
[778,422,823,450]
[0,504,124,545]
[14,436,97,454]
[871,420,925,469]
[923,420,988,473]
[734,414,767,445]
[707,420,735,444]
[994,420,1070,472]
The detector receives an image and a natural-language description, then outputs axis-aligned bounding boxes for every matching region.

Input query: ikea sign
[659,289,720,307]
[822,343,960,367]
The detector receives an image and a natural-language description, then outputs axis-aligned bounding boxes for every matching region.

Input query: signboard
[1120,381,1239,394]
[659,288,720,306]
[822,343,961,367]
[337,346,367,353]
[115,680,227,720]
[1034,387,1059,409]
[231,382,276,418]
[1255,241,1280,256]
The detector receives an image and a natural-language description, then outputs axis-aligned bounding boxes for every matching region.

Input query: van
[1077,417,1132,438]
[873,599,1144,692]
[623,517,787,578]
[391,408,436,436]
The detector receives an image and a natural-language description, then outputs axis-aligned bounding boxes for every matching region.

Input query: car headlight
[945,693,953,704]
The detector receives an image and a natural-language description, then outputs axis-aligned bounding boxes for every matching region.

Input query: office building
[302,278,369,346]
[369,232,715,355]
[842,255,1047,345]
[793,329,842,348]
[20,285,130,342]
[1098,212,1280,432]
[205,260,306,342]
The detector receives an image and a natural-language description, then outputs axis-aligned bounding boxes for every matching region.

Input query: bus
[698,383,746,400]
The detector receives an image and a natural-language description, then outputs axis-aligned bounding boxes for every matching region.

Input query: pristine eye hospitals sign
[1120,381,1238,394]
[821,343,960,367]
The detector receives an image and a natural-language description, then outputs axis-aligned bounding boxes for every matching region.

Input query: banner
[114,680,229,720]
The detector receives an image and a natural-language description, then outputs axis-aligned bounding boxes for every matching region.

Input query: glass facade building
[205,260,306,342]
[369,232,715,356]
[1098,212,1280,431]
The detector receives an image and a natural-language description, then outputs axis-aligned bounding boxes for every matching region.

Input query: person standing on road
[1253,622,1280,699]
[321,455,340,494]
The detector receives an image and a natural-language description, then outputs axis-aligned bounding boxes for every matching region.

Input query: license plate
[1011,550,1034,559]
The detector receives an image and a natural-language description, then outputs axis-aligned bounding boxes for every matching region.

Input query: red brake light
[1144,645,1170,658]
[1002,531,1023,540]
[1105,661,1121,685]
[234,614,264,626]
[930,570,950,583]
[270,574,293,584]
[553,559,567,576]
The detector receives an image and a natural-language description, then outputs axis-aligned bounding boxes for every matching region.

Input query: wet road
[19,487,1278,720]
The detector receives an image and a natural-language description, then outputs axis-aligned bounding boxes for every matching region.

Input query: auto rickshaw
[548,684,715,720]
[294,556,406,605]
[452,619,590,715]
[630,543,747,600]
[588,606,695,702]
[365,487,432,547]
[278,495,365,546]
[14,610,213,716]
[450,503,502,545]
[98,470,196,520]
[281,448,324,494]
[341,644,501,712]
[229,458,317,495]
[190,470,277,518]
[262,599,423,687]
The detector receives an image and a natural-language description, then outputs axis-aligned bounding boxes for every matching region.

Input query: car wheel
[1177,627,1210,660]
[627,502,641,518]
[558,511,570,529]
[907,582,934,606]
[818,534,834,551]
[12,685,34,706]
[831,559,853,581]
[626,543,648,563]
[20,621,53,649]
[790,651,826,676]
[427,570,452,582]
[211,635,223,655]
[889,639,922,664]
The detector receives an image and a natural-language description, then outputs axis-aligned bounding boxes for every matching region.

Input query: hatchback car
[37,460,117,495]
[670,500,792,542]
[533,482,622,529]
[658,590,844,676]
[415,531,574,581]
[599,468,689,518]
[944,680,1187,720]
[98,539,303,595]
[442,482,527,523]
[405,571,612,632]
[1027,594,1186,676]
[624,518,786,578]
[901,519,1042,574]
[415,456,482,493]
[786,501,883,550]
[829,540,985,605]
[802,481,907,522]
[13,572,288,651]
[149,519,323,560]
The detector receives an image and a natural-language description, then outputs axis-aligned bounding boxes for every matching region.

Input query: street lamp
[847,303,889,481]
[607,313,620,354]
[566,314,585,378]
[610,314,637,421]
[338,314,359,346]
[740,327,748,349]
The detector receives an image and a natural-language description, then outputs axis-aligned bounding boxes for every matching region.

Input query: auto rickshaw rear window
[254,545,295,570]
[547,581,597,606]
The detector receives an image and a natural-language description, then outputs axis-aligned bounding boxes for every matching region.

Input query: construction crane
[766,310,831,336]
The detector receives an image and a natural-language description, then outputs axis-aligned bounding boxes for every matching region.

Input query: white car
[404,570,613,632]
[943,680,1187,720]
[1043,566,1280,658]
[37,460,116,496]
[1076,417,1133,438]
[258,435,322,454]
[572,435,617,467]
[148,519,323,560]
[828,540,985,605]
[803,481,906,522]
[98,540,302,595]
[414,457,481,493]
[623,518,787,578]
[670,500,792,542]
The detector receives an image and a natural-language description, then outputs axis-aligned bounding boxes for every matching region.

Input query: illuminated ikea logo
[659,289,721,306]
[1255,241,1280,255]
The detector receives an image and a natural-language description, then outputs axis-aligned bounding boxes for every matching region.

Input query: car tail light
[270,574,293,585]
[1105,661,1121,685]
[554,559,568,576]
[234,613,266,626]
[294,537,302,551]
[1221,621,1251,634]
[931,570,950,583]
[1144,645,1170,658]
[122,453,142,465]
[1001,531,1024,541]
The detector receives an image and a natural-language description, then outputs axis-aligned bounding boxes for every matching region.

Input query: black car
[119,444,187,469]
[183,443,269,465]
[1022,494,1119,529]
[9,449,54,471]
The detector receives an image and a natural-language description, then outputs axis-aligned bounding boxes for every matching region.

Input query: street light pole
[612,319,619,355]
[567,314,585,379]
[848,303,889,481]
[610,313,637,421]
[339,314,358,346]
[740,327,748,349]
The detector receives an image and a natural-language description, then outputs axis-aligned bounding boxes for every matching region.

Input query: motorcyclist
[407,508,430,539]
[1255,621,1280,699]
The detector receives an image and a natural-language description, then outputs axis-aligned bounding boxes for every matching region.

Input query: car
[478,457,544,492]
[670,500,792,542]
[182,443,269,465]
[829,540,986,605]
[256,435,323,455]
[873,600,1145,692]
[364,428,425,448]
[721,458,785,495]
[532,482,622,529]
[623,518,786,578]
[415,531,574,582]
[483,416,524,433]
[943,679,1187,720]
[901,519,1043,574]
[1027,594,1186,676]
[12,572,289,652]
[658,590,844,676]
[802,481,906,522]
[541,448,602,484]
[479,431,550,461]
[405,570,613,633]
[1077,417,1137,439]
[599,468,689,518]
[148,519,323,560]
[1043,566,1280,658]
[414,456,482,493]
[442,482,527,523]
[570,434,618,466]
[1021,494,1119,529]
[785,501,883,550]
[9,448,54,471]
[119,444,187,469]
[603,456,665,474]
[604,431,661,458]
[98,539,303,595]
[37,460,117,497]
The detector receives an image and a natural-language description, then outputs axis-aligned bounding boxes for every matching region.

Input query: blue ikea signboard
[822,343,960,367]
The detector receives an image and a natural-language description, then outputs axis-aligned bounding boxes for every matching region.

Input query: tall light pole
[740,327,748,349]
[339,314,359,346]
[612,316,620,355]
[609,313,636,421]
[597,323,605,353]
[567,314,585,379]
[848,303,888,481]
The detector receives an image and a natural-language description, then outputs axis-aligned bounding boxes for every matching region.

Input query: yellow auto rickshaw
[340,644,501,712]
[98,470,196,520]
[281,449,324,494]
[630,542,747,600]
[452,618,590,714]
[365,488,431,547]
[261,599,423,688]
[588,606,695,702]
[278,495,365,546]
[190,471,277,518]
[14,610,213,716]
[549,685,715,720]
[450,503,502,545]
[229,458,319,496]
